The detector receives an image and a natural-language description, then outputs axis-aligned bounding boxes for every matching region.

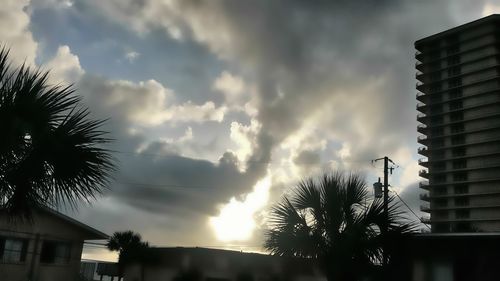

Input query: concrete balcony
[417,146,428,156]
[418,158,429,167]
[421,217,431,224]
[420,204,431,213]
[420,193,430,201]
[419,181,430,190]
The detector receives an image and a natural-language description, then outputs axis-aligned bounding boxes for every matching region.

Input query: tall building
[416,15,500,232]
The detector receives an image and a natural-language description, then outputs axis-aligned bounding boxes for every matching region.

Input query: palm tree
[0,48,114,216]
[107,231,150,281]
[264,172,417,281]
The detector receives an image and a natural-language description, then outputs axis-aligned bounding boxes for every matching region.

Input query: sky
[3,0,500,261]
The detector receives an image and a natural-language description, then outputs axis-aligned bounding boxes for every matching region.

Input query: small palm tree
[107,231,150,281]
[264,172,417,281]
[0,48,114,215]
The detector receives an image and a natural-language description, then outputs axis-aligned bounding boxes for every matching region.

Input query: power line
[390,188,431,230]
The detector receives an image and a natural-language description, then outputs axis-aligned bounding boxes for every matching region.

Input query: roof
[39,206,109,240]
[415,14,500,46]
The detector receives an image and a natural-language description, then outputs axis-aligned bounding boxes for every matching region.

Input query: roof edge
[40,206,109,240]
[415,14,500,46]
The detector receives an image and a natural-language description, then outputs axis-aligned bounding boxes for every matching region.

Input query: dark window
[431,128,444,136]
[433,174,447,183]
[448,67,461,77]
[452,147,466,157]
[449,78,462,88]
[451,123,465,133]
[434,223,450,232]
[40,241,71,264]
[455,197,469,206]
[454,223,472,232]
[449,89,462,99]
[432,151,445,159]
[449,101,463,110]
[430,72,442,81]
[451,135,465,145]
[432,162,446,171]
[434,187,447,196]
[453,172,468,182]
[454,184,469,194]
[431,139,445,147]
[430,95,443,103]
[456,209,470,219]
[435,199,448,207]
[430,105,443,114]
[447,56,460,66]
[452,159,467,169]
[429,84,442,93]
[0,237,28,263]
[431,116,444,124]
[450,112,464,122]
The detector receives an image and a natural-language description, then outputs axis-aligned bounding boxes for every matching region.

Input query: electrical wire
[391,189,431,230]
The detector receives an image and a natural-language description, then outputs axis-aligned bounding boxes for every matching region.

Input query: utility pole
[372,156,395,268]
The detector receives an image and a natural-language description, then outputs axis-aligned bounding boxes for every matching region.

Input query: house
[123,247,326,281]
[0,207,108,281]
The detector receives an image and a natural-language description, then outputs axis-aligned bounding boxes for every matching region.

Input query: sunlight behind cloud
[209,175,271,242]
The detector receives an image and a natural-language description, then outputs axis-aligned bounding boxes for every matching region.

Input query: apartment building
[416,15,500,232]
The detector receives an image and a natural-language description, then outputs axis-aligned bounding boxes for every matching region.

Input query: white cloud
[229,119,261,169]
[45,45,85,84]
[0,0,38,66]
[125,51,140,63]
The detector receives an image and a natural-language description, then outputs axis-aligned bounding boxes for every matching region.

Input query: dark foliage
[0,48,114,216]
[264,172,418,281]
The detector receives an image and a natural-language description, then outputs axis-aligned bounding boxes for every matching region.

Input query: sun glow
[209,175,271,242]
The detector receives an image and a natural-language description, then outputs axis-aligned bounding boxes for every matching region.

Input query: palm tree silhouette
[264,172,417,281]
[107,231,150,281]
[0,48,114,216]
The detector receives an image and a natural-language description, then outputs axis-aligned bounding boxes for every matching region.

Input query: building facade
[0,207,108,281]
[123,247,325,281]
[416,15,500,232]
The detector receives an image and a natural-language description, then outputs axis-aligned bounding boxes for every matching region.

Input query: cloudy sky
[3,0,500,260]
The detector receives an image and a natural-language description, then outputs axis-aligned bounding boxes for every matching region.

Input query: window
[434,187,447,196]
[431,127,444,136]
[450,112,464,122]
[451,135,465,145]
[432,151,445,159]
[435,199,448,208]
[452,147,466,157]
[433,174,447,183]
[453,172,468,182]
[431,139,445,147]
[430,105,443,114]
[430,72,442,81]
[0,237,28,263]
[448,78,462,88]
[456,209,470,219]
[447,46,460,55]
[447,56,460,66]
[448,67,461,77]
[449,101,463,111]
[449,89,462,99]
[454,184,469,194]
[431,116,444,124]
[432,162,446,171]
[451,123,465,133]
[455,197,469,206]
[40,241,71,264]
[452,159,467,169]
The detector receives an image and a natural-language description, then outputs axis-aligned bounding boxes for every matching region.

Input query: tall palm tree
[107,231,150,281]
[0,48,114,216]
[264,172,417,281]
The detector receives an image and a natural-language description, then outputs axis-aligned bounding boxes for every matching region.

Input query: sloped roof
[38,206,109,240]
